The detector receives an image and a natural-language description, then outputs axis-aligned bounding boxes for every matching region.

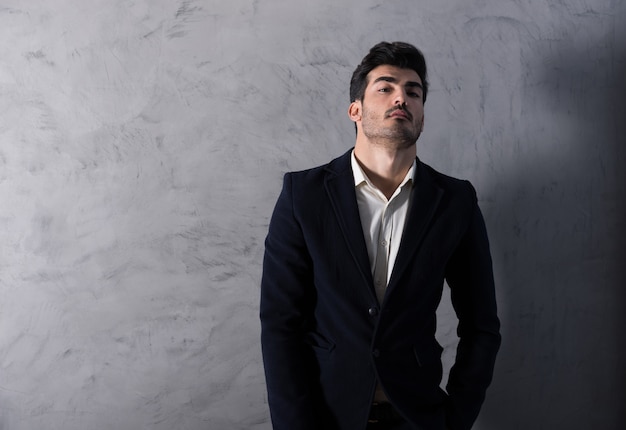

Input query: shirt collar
[351,149,416,190]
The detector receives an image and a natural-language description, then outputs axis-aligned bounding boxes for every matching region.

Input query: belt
[368,402,404,424]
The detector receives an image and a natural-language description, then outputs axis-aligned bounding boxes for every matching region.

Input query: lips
[387,108,411,120]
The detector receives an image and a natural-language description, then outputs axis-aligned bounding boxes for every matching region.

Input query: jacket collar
[323,149,444,299]
[323,150,373,289]
[388,160,444,292]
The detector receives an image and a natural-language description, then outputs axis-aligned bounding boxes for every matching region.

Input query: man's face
[350,65,425,149]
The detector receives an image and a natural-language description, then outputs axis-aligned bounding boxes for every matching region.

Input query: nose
[394,90,407,107]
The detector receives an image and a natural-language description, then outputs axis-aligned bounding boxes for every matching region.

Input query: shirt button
[372,349,380,358]
[381,240,388,247]
[368,307,378,316]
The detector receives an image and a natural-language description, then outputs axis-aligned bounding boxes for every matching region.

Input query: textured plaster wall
[0,1,624,429]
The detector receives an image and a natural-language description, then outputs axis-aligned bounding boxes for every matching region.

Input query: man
[260,41,501,430]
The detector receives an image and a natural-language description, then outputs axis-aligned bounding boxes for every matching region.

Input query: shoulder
[418,160,475,193]
[285,149,352,186]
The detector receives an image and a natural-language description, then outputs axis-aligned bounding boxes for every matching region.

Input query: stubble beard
[361,107,421,150]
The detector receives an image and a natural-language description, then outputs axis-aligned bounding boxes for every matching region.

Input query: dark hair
[350,41,429,104]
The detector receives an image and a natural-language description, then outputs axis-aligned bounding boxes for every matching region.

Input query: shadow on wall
[479,43,626,428]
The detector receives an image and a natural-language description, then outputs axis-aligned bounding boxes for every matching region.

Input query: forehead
[366,65,422,86]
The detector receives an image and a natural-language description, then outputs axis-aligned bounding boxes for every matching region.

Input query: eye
[408,91,421,98]
[378,87,390,93]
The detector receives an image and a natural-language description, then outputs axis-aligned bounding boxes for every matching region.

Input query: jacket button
[368,307,378,316]
[372,349,380,358]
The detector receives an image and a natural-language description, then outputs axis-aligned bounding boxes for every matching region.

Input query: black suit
[261,149,501,430]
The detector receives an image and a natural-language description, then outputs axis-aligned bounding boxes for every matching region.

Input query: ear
[348,101,362,122]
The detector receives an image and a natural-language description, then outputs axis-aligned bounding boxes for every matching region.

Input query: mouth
[387,108,411,120]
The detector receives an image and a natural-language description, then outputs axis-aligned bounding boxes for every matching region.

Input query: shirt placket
[373,202,393,304]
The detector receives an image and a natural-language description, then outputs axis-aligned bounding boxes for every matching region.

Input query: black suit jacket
[260,149,501,430]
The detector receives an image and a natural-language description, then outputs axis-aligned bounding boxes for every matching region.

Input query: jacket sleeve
[260,173,327,430]
[444,182,501,430]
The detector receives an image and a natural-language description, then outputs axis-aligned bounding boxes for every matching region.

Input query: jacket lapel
[388,159,443,289]
[324,151,374,291]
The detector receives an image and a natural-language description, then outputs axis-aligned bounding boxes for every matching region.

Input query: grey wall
[1,1,624,429]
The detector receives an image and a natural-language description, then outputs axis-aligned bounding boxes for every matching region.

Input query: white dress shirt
[351,150,415,303]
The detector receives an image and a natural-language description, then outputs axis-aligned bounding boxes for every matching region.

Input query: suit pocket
[412,342,445,390]
[413,341,443,367]
[305,332,335,360]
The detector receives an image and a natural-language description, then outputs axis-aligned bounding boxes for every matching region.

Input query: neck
[353,139,416,199]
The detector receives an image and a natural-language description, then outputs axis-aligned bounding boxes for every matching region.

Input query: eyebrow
[373,76,423,89]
